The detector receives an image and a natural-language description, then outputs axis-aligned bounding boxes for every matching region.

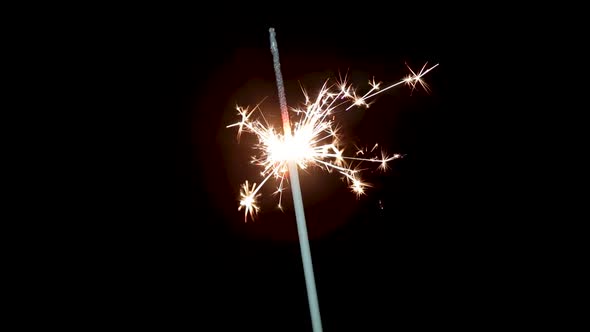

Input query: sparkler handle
[288,161,323,332]
[270,27,323,332]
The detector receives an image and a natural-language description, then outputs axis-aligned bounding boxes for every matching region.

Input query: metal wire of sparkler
[269,27,323,332]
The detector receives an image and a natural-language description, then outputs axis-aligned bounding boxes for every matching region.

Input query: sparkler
[227,28,437,332]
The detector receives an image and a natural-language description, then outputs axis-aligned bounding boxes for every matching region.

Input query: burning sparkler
[226,28,437,332]
[228,61,438,221]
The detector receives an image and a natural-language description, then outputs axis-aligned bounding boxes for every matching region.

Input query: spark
[404,62,438,95]
[238,180,262,223]
[228,63,437,221]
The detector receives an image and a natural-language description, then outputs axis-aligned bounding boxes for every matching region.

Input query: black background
[75,9,543,331]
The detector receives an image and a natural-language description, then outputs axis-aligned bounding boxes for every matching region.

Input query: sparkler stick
[269,27,323,332]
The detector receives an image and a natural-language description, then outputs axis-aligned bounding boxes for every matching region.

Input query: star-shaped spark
[238,180,261,223]
[228,63,438,221]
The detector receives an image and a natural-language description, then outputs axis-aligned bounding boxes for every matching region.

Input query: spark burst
[228,62,438,221]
